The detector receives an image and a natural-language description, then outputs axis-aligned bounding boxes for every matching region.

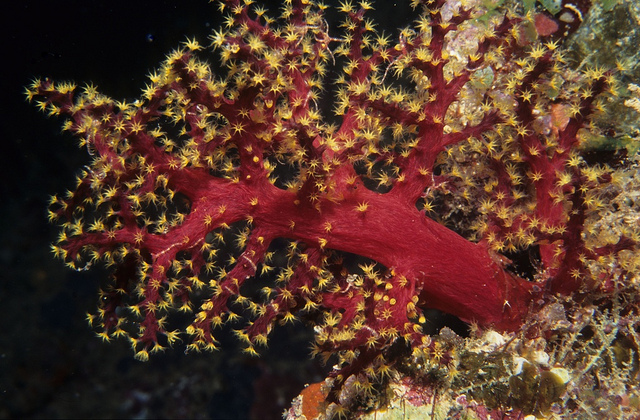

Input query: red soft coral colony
[27,0,637,412]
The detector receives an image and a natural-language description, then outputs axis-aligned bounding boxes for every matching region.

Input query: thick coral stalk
[251,184,534,329]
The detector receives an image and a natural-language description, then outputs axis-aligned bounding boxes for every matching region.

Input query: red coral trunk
[250,182,534,330]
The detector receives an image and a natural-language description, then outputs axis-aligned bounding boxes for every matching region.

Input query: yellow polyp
[134,349,150,362]
[244,345,259,357]
[151,342,166,354]
[355,201,369,212]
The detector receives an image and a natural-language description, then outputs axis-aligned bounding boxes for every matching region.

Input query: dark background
[0,1,414,418]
